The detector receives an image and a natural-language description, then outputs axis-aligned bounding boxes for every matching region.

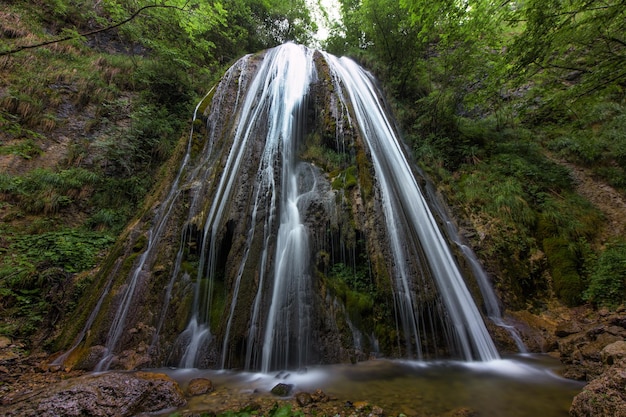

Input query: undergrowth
[0,227,114,338]
[407,97,613,309]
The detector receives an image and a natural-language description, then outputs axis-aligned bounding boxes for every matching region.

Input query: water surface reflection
[159,355,584,417]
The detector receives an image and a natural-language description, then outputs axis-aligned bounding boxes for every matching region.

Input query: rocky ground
[0,306,624,417]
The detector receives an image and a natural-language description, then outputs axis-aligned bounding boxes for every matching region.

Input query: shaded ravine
[57,43,510,373]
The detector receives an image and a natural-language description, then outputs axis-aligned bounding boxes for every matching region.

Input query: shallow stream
[158,354,584,417]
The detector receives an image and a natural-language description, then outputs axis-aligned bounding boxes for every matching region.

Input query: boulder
[187,377,214,396]
[270,383,293,396]
[295,392,312,406]
[3,371,186,417]
[556,322,583,337]
[557,317,624,381]
[0,336,11,349]
[570,359,626,417]
[601,341,626,366]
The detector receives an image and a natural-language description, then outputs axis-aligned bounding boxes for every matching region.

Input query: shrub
[543,237,585,306]
[584,241,626,308]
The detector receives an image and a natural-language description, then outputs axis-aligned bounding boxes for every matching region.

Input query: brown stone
[295,391,312,406]
[2,371,186,417]
[270,383,293,396]
[556,322,583,337]
[187,377,214,396]
[601,341,626,366]
[570,360,626,417]
[0,336,11,349]
[353,401,370,412]
[371,405,384,416]
[448,407,479,417]
[311,388,331,402]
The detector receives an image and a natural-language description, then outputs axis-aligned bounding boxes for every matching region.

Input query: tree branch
[0,4,187,56]
[575,70,626,99]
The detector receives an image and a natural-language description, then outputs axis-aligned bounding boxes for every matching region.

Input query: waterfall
[322,54,499,361]
[61,43,503,373]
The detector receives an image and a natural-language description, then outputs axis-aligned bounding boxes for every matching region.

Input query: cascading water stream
[422,179,528,353]
[176,44,316,370]
[322,53,500,361]
[92,120,196,372]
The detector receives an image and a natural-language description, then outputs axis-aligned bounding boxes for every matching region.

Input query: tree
[508,0,626,100]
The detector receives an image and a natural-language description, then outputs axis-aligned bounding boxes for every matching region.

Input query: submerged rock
[187,377,214,396]
[271,383,294,396]
[2,371,186,417]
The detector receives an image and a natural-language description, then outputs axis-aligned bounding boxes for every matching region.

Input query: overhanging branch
[0,4,187,57]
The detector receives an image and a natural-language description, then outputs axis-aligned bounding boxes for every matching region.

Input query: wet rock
[353,400,370,412]
[556,322,583,337]
[605,325,626,338]
[557,315,625,381]
[0,336,11,349]
[73,345,107,370]
[295,391,312,406]
[570,359,626,417]
[187,377,214,396]
[107,344,152,370]
[601,341,626,366]
[2,371,186,417]
[311,388,332,402]
[271,383,293,396]
[448,407,479,417]
[371,405,384,416]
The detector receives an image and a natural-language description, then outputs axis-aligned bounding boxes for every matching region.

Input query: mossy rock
[543,236,584,306]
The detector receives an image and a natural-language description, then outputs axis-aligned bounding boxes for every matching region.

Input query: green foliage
[546,101,626,192]
[508,0,626,101]
[135,60,193,114]
[332,166,358,190]
[331,262,373,294]
[5,229,114,275]
[585,241,626,308]
[543,237,585,306]
[0,228,114,338]
[0,168,99,215]
[0,137,43,160]
[440,123,604,306]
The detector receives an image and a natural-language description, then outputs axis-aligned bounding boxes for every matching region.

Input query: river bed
[156,354,584,417]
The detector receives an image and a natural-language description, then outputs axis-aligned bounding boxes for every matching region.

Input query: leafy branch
[0,4,188,56]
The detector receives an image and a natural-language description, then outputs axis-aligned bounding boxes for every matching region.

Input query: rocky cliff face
[51,45,508,372]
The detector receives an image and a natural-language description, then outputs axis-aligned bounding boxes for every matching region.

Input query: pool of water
[159,354,584,417]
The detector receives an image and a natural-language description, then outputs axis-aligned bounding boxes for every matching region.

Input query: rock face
[560,308,626,416]
[3,371,186,417]
[556,309,626,381]
[55,43,502,373]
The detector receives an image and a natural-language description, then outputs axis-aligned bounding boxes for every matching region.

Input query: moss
[209,280,227,330]
[356,146,374,199]
[345,290,374,318]
[543,236,584,306]
[332,165,358,190]
[196,86,217,117]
